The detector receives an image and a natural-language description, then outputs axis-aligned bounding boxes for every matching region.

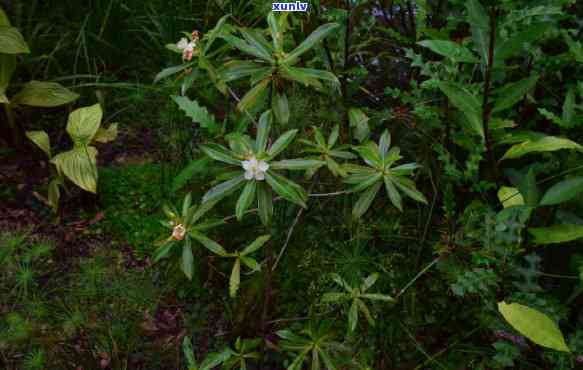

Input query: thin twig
[272,206,304,271]
[395,257,439,300]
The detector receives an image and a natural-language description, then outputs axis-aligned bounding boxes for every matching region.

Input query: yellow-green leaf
[498,301,570,352]
[92,123,118,144]
[497,186,524,208]
[51,146,98,193]
[66,104,103,146]
[0,26,30,54]
[501,136,583,160]
[11,81,79,107]
[529,224,583,245]
[25,130,51,158]
[230,258,241,298]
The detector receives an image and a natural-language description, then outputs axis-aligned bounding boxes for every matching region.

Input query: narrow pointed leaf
[265,171,307,208]
[241,234,270,256]
[272,91,289,125]
[529,224,583,245]
[236,180,257,220]
[284,23,339,65]
[540,177,583,206]
[257,182,273,225]
[267,129,298,159]
[200,143,241,165]
[352,181,382,219]
[230,259,241,297]
[202,175,246,203]
[256,110,272,153]
[501,136,583,160]
[182,241,194,280]
[191,231,227,256]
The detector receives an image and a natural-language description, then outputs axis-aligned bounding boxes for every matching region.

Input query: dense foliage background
[1,0,583,369]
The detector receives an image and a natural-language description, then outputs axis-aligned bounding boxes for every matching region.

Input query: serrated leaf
[51,146,98,193]
[540,177,583,206]
[529,224,583,245]
[0,26,29,54]
[498,301,570,352]
[173,96,218,133]
[501,136,583,160]
[417,40,478,63]
[12,81,79,108]
[25,130,51,158]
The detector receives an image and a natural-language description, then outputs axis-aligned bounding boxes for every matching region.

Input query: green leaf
[200,143,241,165]
[417,40,478,63]
[224,34,273,63]
[257,182,273,226]
[321,293,348,302]
[202,175,246,204]
[237,78,270,113]
[272,91,289,125]
[356,299,375,326]
[279,65,339,90]
[495,23,550,61]
[191,231,227,256]
[355,142,381,168]
[529,224,583,245]
[562,87,576,126]
[172,157,211,193]
[384,177,403,212]
[230,258,241,297]
[256,110,272,154]
[498,301,570,352]
[352,181,382,219]
[219,60,267,82]
[240,256,259,272]
[0,26,29,54]
[200,349,233,370]
[12,81,79,108]
[203,14,230,55]
[48,178,60,213]
[25,130,51,158]
[241,235,270,256]
[361,273,379,291]
[51,146,98,193]
[239,28,274,62]
[236,180,257,221]
[435,80,483,138]
[92,123,118,144]
[493,75,539,113]
[270,159,325,170]
[360,293,395,302]
[348,108,370,143]
[0,54,16,93]
[501,136,583,160]
[392,177,428,204]
[348,300,359,332]
[66,104,103,146]
[284,23,339,65]
[267,129,298,159]
[540,177,583,206]
[497,186,524,208]
[267,12,283,52]
[173,96,218,133]
[265,171,307,208]
[183,337,199,370]
[466,0,490,65]
[154,62,194,83]
[182,240,194,280]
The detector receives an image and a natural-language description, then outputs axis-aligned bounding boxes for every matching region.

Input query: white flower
[176,37,196,61]
[172,224,186,240]
[242,156,269,181]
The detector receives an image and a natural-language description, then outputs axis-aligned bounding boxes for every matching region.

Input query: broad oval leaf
[66,104,103,146]
[435,80,483,138]
[0,26,29,54]
[492,75,539,113]
[497,186,524,208]
[498,301,570,352]
[51,146,98,193]
[92,123,118,144]
[540,177,583,206]
[12,81,79,107]
[25,130,51,158]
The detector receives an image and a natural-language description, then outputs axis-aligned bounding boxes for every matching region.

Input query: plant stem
[481,8,497,181]
[4,104,20,146]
